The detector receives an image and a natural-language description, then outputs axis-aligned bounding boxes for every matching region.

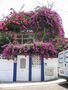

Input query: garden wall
[0,58,13,82]
[0,55,58,82]
[44,58,58,81]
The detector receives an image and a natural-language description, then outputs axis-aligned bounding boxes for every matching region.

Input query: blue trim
[29,55,32,81]
[41,57,44,81]
[13,62,17,82]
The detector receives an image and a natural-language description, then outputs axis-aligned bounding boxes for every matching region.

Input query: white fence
[0,59,13,82]
[44,58,58,81]
[0,55,58,82]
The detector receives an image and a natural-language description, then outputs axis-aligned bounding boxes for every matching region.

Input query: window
[64,51,68,63]
[16,32,34,45]
[32,55,41,67]
[20,58,26,68]
[58,53,64,63]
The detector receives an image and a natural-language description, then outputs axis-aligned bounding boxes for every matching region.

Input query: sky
[0,0,68,38]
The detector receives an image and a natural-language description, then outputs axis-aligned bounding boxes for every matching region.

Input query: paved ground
[0,79,68,90]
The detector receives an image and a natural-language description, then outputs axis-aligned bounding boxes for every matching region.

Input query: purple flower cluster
[2,42,57,59]
[31,7,64,38]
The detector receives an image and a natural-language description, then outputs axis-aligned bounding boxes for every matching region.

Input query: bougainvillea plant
[0,7,64,38]
[2,42,57,59]
[31,7,64,41]
[3,9,32,32]
[0,6,67,59]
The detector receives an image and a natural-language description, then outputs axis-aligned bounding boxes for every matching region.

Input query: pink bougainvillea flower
[23,19,28,25]
[15,21,19,25]
[22,25,27,29]
[15,17,19,21]
[5,28,8,30]
[0,22,4,30]
[12,21,15,24]
[5,16,9,19]
[0,26,3,30]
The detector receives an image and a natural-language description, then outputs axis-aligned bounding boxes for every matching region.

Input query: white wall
[0,59,13,82]
[0,56,58,82]
[44,58,58,81]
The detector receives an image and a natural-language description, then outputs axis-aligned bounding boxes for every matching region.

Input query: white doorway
[32,55,41,81]
[16,55,29,81]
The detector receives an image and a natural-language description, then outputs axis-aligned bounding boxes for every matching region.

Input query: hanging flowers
[2,42,57,59]
[31,7,64,40]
